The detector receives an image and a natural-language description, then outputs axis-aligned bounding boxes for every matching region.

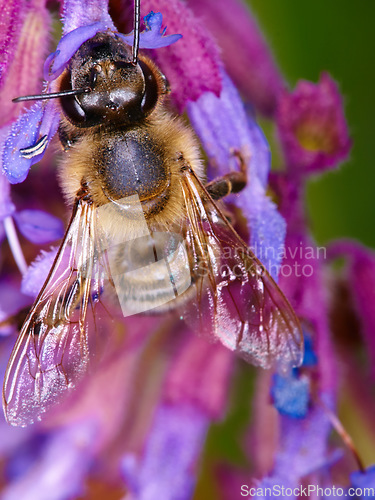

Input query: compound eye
[139,60,159,115]
[60,95,86,123]
[59,70,86,124]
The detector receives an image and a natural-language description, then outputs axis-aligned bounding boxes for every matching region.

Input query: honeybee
[3,15,303,426]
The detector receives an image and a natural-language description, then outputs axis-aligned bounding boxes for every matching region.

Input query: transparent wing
[3,197,112,426]
[179,168,304,371]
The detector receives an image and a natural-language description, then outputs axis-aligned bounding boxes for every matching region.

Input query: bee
[2,5,303,426]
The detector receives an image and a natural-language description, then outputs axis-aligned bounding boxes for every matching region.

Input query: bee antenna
[132,0,140,65]
[12,88,92,103]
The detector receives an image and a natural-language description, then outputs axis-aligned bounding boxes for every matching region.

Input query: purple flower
[187,0,284,117]
[122,403,209,500]
[351,466,375,499]
[0,168,63,276]
[329,240,375,378]
[276,73,351,174]
[187,70,286,278]
[139,0,222,112]
[0,0,370,499]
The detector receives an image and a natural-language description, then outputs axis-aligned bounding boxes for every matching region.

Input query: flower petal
[351,465,375,498]
[239,177,286,280]
[119,12,182,49]
[61,0,115,34]
[21,248,58,297]
[187,71,270,184]
[44,22,110,81]
[0,167,15,221]
[187,71,285,277]
[164,334,233,420]
[0,280,31,334]
[14,209,64,245]
[272,394,337,482]
[329,240,375,379]
[1,421,98,500]
[2,100,60,184]
[271,372,310,419]
[0,1,51,127]
[140,0,222,112]
[2,103,44,184]
[122,403,209,500]
[188,0,284,116]
[277,73,351,174]
[0,0,26,90]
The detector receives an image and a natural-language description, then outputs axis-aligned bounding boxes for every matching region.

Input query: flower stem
[3,216,27,275]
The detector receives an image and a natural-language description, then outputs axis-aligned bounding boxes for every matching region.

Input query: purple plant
[0,0,374,498]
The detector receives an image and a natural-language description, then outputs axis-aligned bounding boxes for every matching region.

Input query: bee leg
[206,151,248,201]
[206,171,246,200]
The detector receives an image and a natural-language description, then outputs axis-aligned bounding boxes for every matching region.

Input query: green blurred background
[248,0,375,250]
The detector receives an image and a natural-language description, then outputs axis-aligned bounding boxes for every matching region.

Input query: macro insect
[2,2,303,426]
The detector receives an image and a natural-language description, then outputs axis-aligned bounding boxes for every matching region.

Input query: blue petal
[351,465,375,499]
[2,100,60,184]
[2,104,44,184]
[14,209,64,244]
[302,334,318,366]
[39,100,60,144]
[271,372,310,418]
[240,177,286,280]
[0,162,15,221]
[44,22,109,81]
[119,12,182,49]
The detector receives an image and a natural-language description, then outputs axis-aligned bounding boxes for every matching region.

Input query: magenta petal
[329,240,375,379]
[0,0,26,90]
[14,209,64,245]
[0,2,52,127]
[140,0,222,112]
[119,12,182,49]
[188,0,284,117]
[165,335,233,419]
[277,73,351,174]
[61,0,115,34]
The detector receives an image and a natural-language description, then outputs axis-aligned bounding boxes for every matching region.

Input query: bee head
[59,33,168,127]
